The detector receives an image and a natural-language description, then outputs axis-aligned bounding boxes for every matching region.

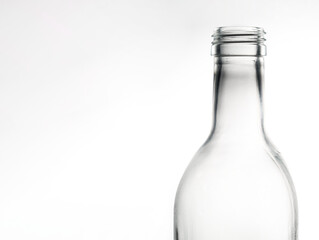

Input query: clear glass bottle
[174,26,298,240]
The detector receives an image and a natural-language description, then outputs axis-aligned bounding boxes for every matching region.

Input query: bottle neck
[210,56,265,142]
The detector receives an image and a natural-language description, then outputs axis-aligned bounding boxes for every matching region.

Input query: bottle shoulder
[177,134,295,195]
[189,135,284,167]
[194,132,288,167]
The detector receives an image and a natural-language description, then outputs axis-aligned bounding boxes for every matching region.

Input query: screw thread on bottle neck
[211,26,267,57]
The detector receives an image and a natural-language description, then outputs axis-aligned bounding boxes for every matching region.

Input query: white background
[0,0,318,239]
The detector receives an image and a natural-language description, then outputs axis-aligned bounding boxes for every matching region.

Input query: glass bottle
[174,26,298,240]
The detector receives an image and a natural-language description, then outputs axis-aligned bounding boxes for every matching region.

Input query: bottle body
[174,135,297,240]
[174,27,298,240]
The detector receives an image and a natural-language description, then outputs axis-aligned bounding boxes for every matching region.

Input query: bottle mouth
[211,26,267,56]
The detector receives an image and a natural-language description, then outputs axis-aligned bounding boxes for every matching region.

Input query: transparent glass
[174,27,298,240]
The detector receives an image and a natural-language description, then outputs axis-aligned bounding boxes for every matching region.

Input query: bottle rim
[211,26,267,56]
[212,26,266,44]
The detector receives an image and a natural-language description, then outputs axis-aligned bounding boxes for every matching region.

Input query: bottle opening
[211,26,267,56]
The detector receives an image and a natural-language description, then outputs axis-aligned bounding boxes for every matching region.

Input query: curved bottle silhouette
[174,27,298,240]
